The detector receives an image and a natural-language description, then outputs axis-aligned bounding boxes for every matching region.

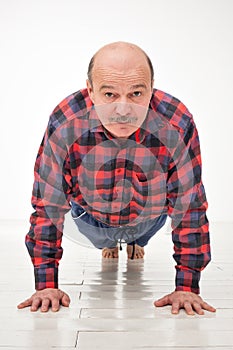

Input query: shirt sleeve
[166,118,211,294]
[26,124,73,290]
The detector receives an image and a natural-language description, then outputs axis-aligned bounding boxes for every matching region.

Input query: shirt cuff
[175,266,200,294]
[34,267,58,290]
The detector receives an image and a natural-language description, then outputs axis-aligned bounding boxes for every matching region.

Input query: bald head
[87,41,154,87]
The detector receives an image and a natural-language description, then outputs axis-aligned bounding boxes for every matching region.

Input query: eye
[105,92,114,98]
[132,91,142,97]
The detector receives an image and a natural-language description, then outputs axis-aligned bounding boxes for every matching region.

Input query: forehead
[94,68,150,86]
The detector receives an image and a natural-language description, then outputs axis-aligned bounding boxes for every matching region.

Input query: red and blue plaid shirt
[26,88,211,293]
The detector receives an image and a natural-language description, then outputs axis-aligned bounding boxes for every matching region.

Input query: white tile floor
[0,219,233,349]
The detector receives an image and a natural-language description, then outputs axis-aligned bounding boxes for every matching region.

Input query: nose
[114,101,132,116]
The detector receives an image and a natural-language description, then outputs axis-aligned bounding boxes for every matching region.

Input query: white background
[0,0,232,223]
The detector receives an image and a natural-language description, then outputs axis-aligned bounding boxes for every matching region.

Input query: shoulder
[47,89,92,137]
[150,88,194,133]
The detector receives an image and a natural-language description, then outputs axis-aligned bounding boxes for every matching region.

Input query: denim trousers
[70,201,167,249]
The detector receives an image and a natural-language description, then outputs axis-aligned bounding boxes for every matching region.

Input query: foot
[102,246,119,259]
[127,244,145,259]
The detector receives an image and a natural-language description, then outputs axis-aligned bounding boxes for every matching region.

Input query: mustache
[108,116,138,124]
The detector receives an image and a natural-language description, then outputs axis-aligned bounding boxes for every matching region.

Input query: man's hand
[154,291,216,315]
[17,288,70,312]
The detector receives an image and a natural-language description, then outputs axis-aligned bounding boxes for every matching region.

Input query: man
[17,42,216,315]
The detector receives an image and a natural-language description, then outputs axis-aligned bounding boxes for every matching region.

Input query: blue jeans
[71,201,167,249]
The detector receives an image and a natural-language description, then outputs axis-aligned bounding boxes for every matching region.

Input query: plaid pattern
[26,88,211,293]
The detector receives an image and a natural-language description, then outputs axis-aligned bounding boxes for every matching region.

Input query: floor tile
[0,330,77,347]
[80,307,232,319]
[76,330,233,348]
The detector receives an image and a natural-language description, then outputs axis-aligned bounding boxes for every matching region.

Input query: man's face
[87,49,153,138]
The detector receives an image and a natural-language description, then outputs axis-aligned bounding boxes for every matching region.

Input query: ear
[86,79,95,103]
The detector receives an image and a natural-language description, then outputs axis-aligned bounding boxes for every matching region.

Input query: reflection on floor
[0,220,233,349]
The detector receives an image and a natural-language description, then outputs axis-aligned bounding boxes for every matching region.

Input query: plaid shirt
[26,88,211,293]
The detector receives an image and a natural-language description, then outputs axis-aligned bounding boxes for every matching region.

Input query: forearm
[26,206,66,290]
[172,192,211,294]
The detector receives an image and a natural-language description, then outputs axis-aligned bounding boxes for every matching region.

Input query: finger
[171,300,180,314]
[154,295,169,307]
[51,298,60,312]
[30,297,42,312]
[183,301,195,316]
[17,298,32,309]
[61,293,71,307]
[201,301,216,313]
[41,298,51,313]
[193,301,204,315]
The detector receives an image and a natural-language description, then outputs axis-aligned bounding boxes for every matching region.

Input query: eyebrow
[130,84,147,90]
[100,85,115,91]
[100,84,147,91]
